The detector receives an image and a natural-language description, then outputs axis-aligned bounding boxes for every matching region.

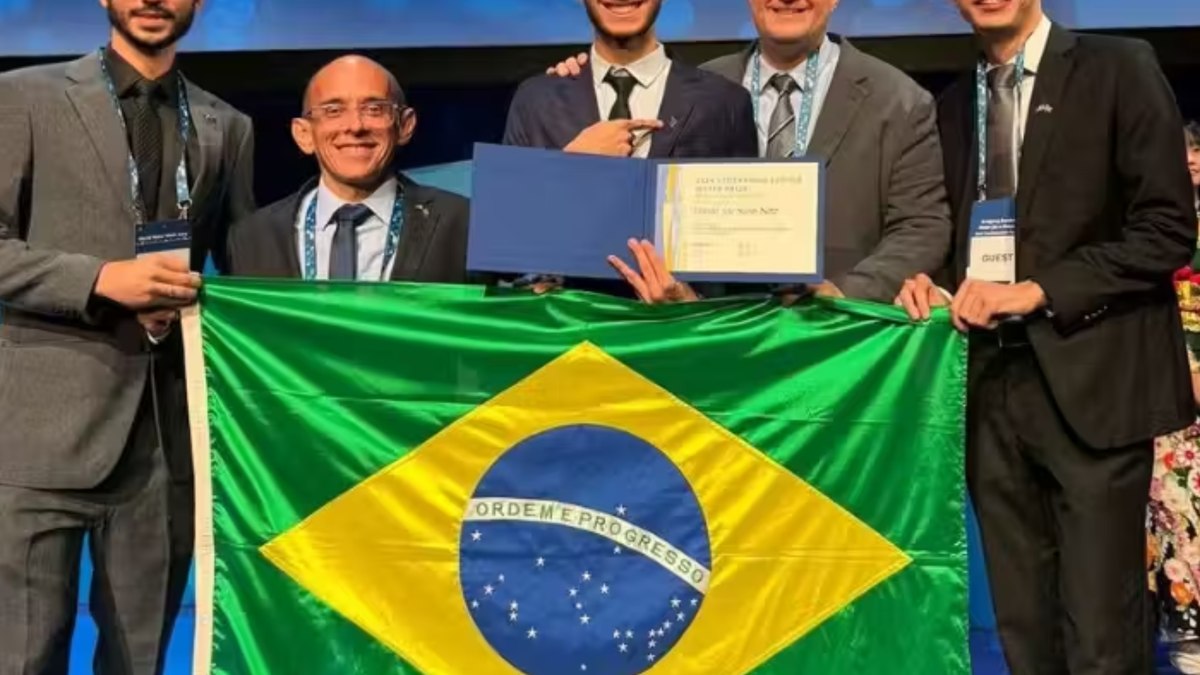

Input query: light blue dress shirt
[742,36,841,157]
[295,177,400,281]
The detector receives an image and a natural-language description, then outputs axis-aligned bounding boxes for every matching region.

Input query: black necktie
[328,204,374,280]
[766,73,800,159]
[985,64,1019,199]
[604,68,638,121]
[128,80,164,219]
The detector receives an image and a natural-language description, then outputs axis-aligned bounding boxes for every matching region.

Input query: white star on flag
[616,505,627,516]
[648,654,657,662]
[664,621,672,630]
[509,601,519,611]
[677,612,685,621]
[691,598,699,607]
[625,630,634,639]
[613,546,622,555]
[600,584,610,594]
[649,639,658,649]
[619,643,629,653]
[582,571,591,582]
[498,574,505,583]
[536,557,545,567]
[575,602,583,610]
[656,629,665,637]
[509,611,518,622]
[671,598,681,608]
[527,628,538,639]
[470,600,479,609]
[484,585,494,596]
[471,531,482,542]
[569,588,578,598]
[613,630,621,639]
[580,615,591,625]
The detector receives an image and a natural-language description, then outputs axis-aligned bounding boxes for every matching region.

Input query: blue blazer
[502,59,758,159]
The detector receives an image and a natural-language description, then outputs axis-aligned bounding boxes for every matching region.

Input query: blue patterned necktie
[328,204,373,280]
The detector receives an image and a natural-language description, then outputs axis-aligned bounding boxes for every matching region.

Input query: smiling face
[583,0,662,43]
[102,0,199,53]
[1187,125,1200,190]
[951,0,1040,35]
[292,57,416,198]
[747,0,838,52]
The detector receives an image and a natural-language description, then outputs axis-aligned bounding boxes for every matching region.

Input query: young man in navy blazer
[503,0,757,161]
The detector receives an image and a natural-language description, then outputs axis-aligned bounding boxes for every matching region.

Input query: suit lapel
[1017,25,1077,221]
[65,54,137,221]
[184,81,224,217]
[564,63,602,140]
[807,39,869,162]
[649,64,697,159]
[390,178,441,281]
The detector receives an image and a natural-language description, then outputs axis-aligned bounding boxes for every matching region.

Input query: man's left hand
[607,238,698,304]
[950,279,1047,332]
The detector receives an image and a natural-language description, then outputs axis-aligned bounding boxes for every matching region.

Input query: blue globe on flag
[459,424,713,674]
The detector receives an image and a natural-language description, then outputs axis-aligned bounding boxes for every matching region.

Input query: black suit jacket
[502,58,758,159]
[226,173,470,283]
[939,25,1196,449]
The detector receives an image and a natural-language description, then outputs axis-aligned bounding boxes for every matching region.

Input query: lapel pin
[202,112,217,124]
[669,116,679,128]
[416,204,430,217]
[1036,104,1053,114]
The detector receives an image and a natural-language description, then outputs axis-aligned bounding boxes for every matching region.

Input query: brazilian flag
[185,278,968,674]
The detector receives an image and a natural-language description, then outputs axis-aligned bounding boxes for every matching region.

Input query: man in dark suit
[897,1,1195,672]
[227,56,468,283]
[503,0,757,161]
[0,0,256,672]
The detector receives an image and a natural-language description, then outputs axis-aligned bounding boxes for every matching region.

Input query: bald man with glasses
[227,55,469,283]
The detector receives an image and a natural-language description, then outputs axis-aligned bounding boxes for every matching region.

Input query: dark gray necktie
[128,80,164,218]
[766,73,800,159]
[604,68,637,121]
[328,204,373,280]
[985,64,1019,199]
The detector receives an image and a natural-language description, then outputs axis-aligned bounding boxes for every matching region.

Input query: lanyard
[750,48,821,158]
[97,47,193,223]
[302,190,405,281]
[974,50,1026,201]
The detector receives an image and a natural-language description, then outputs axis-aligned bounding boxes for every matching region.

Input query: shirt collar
[986,14,1052,75]
[758,35,832,92]
[590,43,670,90]
[103,44,180,102]
[315,176,398,231]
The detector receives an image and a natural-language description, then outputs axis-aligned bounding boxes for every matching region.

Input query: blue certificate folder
[467,143,825,284]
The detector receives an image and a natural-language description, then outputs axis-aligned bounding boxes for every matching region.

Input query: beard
[584,0,662,44]
[107,2,196,54]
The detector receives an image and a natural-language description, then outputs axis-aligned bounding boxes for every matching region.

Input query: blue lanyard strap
[974,50,1025,201]
[750,48,821,158]
[96,47,193,223]
[302,189,406,281]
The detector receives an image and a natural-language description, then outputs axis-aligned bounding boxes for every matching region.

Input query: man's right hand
[565,119,664,157]
[93,254,201,311]
[546,52,589,78]
[895,273,948,321]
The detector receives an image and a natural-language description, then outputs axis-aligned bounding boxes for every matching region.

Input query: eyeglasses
[304,101,405,126]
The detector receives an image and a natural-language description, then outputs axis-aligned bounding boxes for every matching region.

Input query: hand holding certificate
[467,144,826,287]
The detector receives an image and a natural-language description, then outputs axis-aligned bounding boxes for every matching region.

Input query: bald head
[302,55,404,114]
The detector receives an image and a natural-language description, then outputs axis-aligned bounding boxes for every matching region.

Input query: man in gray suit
[0,0,254,672]
[551,0,952,303]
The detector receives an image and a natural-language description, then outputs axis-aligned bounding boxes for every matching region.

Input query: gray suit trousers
[0,374,193,675]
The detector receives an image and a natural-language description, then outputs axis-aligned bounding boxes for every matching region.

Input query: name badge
[967,199,1016,283]
[136,219,191,263]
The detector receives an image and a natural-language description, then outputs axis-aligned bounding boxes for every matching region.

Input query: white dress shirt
[590,44,671,159]
[742,36,841,157]
[986,13,1053,188]
[295,177,400,281]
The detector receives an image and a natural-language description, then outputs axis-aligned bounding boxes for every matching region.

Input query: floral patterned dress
[1148,267,1200,643]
